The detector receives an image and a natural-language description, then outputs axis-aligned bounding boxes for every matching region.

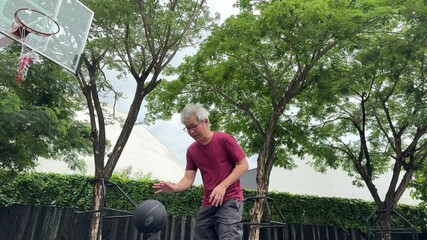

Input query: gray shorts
[194,199,244,240]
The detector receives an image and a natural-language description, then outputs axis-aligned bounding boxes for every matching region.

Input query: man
[152,103,249,240]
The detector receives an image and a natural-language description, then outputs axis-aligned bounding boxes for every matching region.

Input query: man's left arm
[209,158,249,206]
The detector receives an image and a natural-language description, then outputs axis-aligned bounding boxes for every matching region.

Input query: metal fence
[0,204,423,240]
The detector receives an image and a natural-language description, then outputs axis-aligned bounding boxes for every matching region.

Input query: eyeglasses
[183,122,202,133]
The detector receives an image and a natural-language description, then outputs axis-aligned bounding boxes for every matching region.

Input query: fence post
[190,216,196,240]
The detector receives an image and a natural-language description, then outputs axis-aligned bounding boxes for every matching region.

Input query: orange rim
[14,8,60,37]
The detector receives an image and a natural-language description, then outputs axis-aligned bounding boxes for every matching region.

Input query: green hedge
[1,172,426,233]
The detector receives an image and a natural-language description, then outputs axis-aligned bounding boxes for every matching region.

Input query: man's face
[183,115,205,140]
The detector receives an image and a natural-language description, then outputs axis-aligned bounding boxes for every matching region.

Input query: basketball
[132,199,167,234]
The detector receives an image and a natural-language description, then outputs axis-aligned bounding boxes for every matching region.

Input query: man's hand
[209,184,227,207]
[152,182,175,194]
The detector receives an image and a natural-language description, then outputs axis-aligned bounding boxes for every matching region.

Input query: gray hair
[181,103,209,124]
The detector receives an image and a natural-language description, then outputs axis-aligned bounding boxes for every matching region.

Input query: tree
[397,0,427,215]
[299,2,427,239]
[0,46,91,173]
[76,0,213,239]
[145,0,396,238]
[304,38,426,240]
[411,162,427,208]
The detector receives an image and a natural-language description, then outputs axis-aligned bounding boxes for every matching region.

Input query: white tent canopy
[36,108,185,182]
[241,157,420,206]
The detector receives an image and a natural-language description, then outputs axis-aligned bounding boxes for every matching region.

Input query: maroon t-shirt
[186,132,246,206]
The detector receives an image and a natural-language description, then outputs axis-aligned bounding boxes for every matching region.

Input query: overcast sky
[102,0,258,173]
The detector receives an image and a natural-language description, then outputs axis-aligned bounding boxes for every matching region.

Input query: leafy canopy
[0,45,91,172]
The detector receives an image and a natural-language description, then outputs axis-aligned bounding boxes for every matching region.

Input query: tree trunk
[89,180,104,240]
[248,201,262,240]
[248,153,271,240]
[247,108,280,240]
[378,210,392,240]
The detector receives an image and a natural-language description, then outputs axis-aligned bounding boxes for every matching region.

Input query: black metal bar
[103,207,133,214]
[70,178,140,239]
[271,199,286,223]
[104,179,137,207]
[243,196,287,240]
[72,178,137,214]
[74,209,102,215]
[366,208,419,240]
[104,215,133,219]
[71,179,91,209]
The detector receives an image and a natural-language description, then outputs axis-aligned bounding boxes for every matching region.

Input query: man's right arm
[172,170,196,192]
[152,170,196,194]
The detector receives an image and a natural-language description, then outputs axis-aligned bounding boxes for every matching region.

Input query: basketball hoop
[13,8,60,83]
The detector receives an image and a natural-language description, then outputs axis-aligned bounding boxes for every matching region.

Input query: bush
[1,171,426,233]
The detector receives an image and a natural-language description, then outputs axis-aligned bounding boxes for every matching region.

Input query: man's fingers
[209,194,224,206]
[218,196,223,206]
[152,183,163,188]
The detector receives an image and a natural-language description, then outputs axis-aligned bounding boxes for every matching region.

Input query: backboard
[0,0,94,74]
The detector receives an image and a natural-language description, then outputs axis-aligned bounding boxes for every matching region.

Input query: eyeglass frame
[183,121,203,133]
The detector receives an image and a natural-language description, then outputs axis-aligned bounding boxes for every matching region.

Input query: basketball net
[15,25,35,83]
[11,8,61,83]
